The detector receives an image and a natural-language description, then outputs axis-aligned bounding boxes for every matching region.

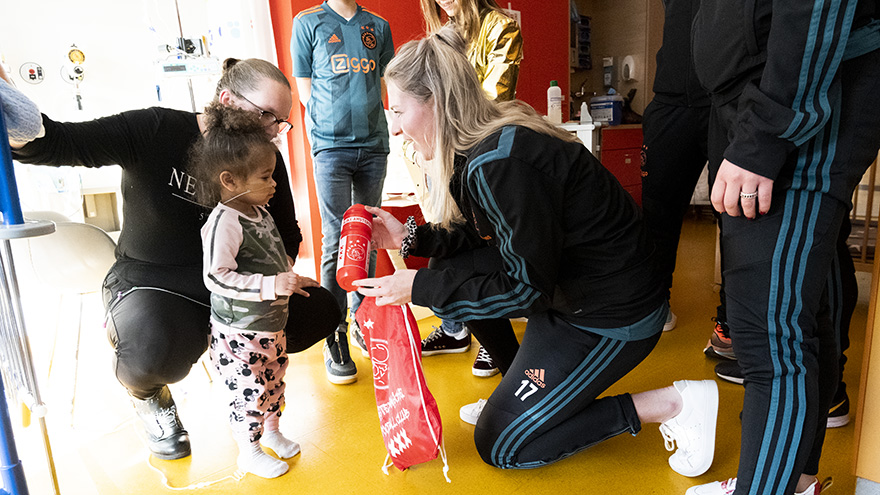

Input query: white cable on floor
[146,455,246,491]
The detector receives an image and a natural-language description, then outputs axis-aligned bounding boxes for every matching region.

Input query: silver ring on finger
[739,191,758,199]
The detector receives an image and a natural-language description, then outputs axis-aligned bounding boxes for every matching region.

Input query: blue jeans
[440,318,465,336]
[313,148,387,327]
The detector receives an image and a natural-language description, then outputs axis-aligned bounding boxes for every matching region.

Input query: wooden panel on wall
[645,0,664,103]
[855,257,880,483]
[572,0,662,116]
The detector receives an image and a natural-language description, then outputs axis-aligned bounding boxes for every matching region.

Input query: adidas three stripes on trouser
[473,311,662,468]
[709,48,880,495]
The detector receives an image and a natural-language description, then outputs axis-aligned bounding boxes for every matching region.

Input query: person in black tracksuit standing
[644,0,856,430]
[356,25,721,478]
[640,0,715,332]
[690,1,880,494]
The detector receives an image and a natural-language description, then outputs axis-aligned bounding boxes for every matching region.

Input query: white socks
[237,440,289,479]
[447,326,470,340]
[261,430,301,459]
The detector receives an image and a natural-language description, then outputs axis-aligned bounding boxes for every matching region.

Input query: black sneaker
[323,331,357,385]
[827,389,850,428]
[472,345,499,377]
[350,319,369,358]
[421,326,471,356]
[714,360,744,384]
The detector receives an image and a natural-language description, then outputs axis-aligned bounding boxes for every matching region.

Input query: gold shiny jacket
[467,10,523,102]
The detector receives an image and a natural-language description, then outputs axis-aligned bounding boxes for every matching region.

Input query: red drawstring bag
[355,296,449,481]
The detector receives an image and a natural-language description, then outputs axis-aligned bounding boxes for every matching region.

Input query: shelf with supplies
[570,15,592,69]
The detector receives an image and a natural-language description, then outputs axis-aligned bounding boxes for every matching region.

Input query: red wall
[509,2,570,117]
[267,0,569,276]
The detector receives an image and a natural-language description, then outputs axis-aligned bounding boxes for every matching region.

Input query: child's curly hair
[191,101,278,206]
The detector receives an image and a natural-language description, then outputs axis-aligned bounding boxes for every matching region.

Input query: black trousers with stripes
[709,48,880,494]
[472,311,662,468]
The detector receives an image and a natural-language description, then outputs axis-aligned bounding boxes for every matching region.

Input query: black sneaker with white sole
[827,388,850,428]
[324,331,357,385]
[421,326,471,356]
[718,360,850,429]
[472,345,499,377]
[714,360,744,384]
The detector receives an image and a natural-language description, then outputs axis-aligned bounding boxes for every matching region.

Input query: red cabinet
[599,125,643,205]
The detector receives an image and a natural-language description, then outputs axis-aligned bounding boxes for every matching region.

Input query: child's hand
[275,271,319,298]
[275,272,296,296]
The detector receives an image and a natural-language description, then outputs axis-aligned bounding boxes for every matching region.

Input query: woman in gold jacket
[421,0,523,101]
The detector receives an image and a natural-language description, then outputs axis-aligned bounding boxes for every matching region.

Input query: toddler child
[195,102,305,478]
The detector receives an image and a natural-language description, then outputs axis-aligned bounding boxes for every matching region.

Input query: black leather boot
[130,386,191,460]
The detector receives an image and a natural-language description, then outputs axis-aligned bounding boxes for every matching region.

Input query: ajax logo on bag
[370,336,390,389]
[356,298,447,477]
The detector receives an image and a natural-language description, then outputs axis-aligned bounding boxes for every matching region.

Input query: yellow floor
[8,213,869,494]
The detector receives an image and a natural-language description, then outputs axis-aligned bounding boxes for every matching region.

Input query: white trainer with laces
[685,476,831,495]
[460,399,487,425]
[659,379,719,477]
[685,478,736,495]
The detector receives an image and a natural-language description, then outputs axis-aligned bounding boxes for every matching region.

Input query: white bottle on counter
[547,80,562,124]
[580,101,592,124]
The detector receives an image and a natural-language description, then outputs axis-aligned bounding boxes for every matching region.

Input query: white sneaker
[686,477,831,495]
[796,477,832,495]
[664,310,677,332]
[459,399,487,425]
[685,478,736,495]
[659,380,718,477]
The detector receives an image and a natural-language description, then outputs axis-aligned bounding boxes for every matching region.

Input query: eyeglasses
[236,92,293,134]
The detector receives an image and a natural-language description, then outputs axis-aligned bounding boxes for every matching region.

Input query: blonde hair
[213,58,290,101]
[386,25,578,230]
[420,0,507,43]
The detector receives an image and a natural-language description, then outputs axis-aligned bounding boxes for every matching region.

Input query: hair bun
[222,58,241,73]
[203,101,267,138]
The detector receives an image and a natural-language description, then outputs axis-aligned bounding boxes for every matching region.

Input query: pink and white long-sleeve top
[201,203,290,332]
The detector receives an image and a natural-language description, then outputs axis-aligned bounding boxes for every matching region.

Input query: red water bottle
[336,204,373,291]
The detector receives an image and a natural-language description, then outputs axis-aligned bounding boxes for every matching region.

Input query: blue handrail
[0,370,28,495]
[0,89,31,495]
[0,99,24,226]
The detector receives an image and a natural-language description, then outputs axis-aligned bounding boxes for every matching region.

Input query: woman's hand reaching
[364,205,407,251]
[354,270,417,306]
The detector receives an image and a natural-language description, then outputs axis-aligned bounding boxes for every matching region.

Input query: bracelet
[398,216,418,259]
